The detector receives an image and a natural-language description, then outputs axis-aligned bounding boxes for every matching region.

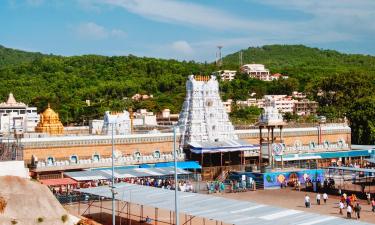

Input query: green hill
[1,44,375,144]
[222,44,375,82]
[0,45,46,66]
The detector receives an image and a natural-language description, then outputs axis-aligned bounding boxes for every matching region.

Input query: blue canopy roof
[154,161,201,169]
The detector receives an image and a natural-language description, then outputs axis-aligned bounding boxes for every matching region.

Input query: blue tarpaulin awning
[155,161,201,169]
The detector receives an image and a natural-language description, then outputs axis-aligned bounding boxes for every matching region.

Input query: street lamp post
[173,126,179,225]
[111,122,116,225]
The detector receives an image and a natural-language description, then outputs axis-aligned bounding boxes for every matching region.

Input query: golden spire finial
[47,103,51,109]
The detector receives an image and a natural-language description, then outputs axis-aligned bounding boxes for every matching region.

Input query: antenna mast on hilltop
[216,45,223,67]
[239,50,243,66]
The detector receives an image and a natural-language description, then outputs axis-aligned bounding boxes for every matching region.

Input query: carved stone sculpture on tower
[178,75,257,153]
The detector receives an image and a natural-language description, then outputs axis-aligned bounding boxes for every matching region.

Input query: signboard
[272,143,284,156]
[263,169,325,188]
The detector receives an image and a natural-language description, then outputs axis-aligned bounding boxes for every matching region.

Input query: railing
[33,153,186,172]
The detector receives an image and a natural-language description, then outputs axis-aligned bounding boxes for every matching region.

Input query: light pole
[173,125,179,225]
[110,122,116,225]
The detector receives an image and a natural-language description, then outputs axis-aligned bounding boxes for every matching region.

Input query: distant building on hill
[292,91,307,99]
[240,64,271,81]
[294,99,318,116]
[235,95,318,116]
[216,70,237,81]
[131,93,153,101]
[240,64,287,81]
[0,93,39,134]
[263,95,297,114]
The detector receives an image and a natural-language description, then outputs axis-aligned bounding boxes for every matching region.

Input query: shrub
[61,214,68,223]
[37,217,44,223]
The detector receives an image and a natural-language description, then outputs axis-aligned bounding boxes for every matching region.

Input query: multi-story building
[236,98,259,108]
[294,99,319,116]
[216,70,237,81]
[292,91,307,99]
[0,93,39,134]
[240,64,271,81]
[263,95,297,114]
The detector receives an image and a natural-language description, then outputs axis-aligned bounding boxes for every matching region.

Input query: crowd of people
[304,191,375,220]
[206,178,257,194]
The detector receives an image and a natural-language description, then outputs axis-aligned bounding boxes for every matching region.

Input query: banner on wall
[263,169,325,188]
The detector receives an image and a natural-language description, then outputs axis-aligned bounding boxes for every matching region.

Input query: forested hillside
[0,45,46,66]
[1,44,375,144]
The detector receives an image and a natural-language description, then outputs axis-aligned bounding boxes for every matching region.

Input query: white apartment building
[216,70,237,81]
[240,64,271,81]
[0,93,39,134]
[292,91,307,99]
[263,95,297,113]
[236,98,259,108]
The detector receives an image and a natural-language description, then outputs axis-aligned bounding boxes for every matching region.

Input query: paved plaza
[218,188,375,224]
[65,185,375,225]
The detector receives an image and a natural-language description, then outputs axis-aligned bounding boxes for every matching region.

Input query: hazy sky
[1,0,375,61]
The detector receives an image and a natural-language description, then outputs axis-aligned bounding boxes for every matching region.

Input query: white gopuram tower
[178,75,257,156]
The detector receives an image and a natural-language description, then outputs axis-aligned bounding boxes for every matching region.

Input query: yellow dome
[35,103,64,135]
[42,103,59,119]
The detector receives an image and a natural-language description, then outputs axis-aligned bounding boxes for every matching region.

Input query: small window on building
[93,154,100,162]
[47,156,54,166]
[70,155,78,164]
[153,150,161,159]
[134,151,141,159]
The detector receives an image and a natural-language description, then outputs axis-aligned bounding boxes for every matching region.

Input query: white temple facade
[0,93,39,134]
[178,75,257,154]
[101,110,131,135]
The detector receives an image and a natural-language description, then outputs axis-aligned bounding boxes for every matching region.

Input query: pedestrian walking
[316,193,321,205]
[371,198,375,212]
[323,193,328,204]
[354,202,361,220]
[305,194,311,208]
[347,204,353,219]
[367,193,371,205]
[339,201,344,215]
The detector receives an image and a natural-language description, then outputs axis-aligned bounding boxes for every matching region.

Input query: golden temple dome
[35,103,64,135]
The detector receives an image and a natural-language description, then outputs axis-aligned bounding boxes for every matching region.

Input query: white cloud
[110,29,127,38]
[75,22,127,40]
[77,0,102,12]
[171,41,193,55]
[250,0,375,36]
[97,0,291,32]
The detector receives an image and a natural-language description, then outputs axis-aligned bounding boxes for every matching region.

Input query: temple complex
[178,75,258,168]
[0,93,39,134]
[35,104,64,135]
